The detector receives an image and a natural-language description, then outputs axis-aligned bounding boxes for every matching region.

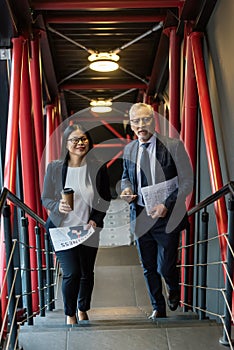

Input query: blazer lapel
[62,161,68,189]
[155,135,167,182]
[130,140,139,193]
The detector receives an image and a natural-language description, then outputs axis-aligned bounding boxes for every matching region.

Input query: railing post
[183,224,190,312]
[199,208,209,320]
[3,204,18,350]
[21,216,33,325]
[35,225,45,317]
[44,231,55,311]
[220,195,234,346]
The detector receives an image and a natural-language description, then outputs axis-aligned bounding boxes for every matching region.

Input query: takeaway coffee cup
[61,188,74,210]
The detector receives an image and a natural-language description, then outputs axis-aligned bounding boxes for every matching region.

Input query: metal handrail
[188,181,234,216]
[0,186,46,226]
[0,186,53,350]
[184,180,234,348]
[1,183,234,348]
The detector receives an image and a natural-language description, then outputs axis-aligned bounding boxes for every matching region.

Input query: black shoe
[167,290,180,311]
[149,310,167,320]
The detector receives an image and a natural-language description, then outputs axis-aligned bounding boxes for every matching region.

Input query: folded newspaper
[141,176,178,216]
[49,225,95,251]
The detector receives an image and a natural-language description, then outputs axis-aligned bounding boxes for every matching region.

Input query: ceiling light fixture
[90,99,112,113]
[88,52,120,72]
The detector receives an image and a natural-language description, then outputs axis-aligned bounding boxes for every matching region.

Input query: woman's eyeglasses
[67,136,88,145]
[130,116,153,125]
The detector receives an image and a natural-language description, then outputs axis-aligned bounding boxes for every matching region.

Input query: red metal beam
[107,150,123,168]
[32,1,185,10]
[19,41,40,313]
[61,82,147,90]
[190,32,227,259]
[3,37,24,191]
[180,28,198,307]
[100,120,125,140]
[30,36,45,180]
[167,26,180,137]
[146,31,169,98]
[46,14,166,24]
[72,115,130,122]
[45,105,56,165]
[1,35,24,337]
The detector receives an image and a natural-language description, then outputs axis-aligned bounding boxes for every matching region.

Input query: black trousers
[135,206,180,313]
[56,244,98,316]
[46,218,98,316]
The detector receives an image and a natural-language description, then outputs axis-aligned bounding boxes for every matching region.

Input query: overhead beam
[146,32,169,97]
[46,14,166,24]
[61,82,147,90]
[194,0,218,31]
[32,1,185,10]
[35,15,59,102]
[177,0,218,34]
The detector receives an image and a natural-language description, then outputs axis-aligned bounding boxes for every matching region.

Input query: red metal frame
[100,120,126,141]
[45,105,56,165]
[0,35,24,335]
[152,101,161,134]
[167,27,180,137]
[19,41,40,312]
[180,30,198,306]
[61,82,147,90]
[107,150,124,168]
[46,14,166,24]
[32,1,184,10]
[190,32,228,262]
[30,35,45,189]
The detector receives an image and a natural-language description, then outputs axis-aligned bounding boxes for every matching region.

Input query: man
[121,103,193,319]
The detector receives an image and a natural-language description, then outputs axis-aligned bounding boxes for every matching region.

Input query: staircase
[18,245,223,350]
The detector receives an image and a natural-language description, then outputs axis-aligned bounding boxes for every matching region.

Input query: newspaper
[141,176,178,215]
[49,225,95,252]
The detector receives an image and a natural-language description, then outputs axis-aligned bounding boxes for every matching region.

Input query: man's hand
[149,204,168,219]
[120,188,137,204]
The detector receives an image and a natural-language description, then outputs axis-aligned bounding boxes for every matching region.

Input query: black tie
[140,143,152,188]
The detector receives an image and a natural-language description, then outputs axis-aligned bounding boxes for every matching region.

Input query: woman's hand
[59,199,72,214]
[87,220,97,229]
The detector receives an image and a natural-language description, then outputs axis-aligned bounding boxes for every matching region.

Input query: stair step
[20,307,215,333]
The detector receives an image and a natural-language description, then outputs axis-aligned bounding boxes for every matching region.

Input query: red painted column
[3,37,24,190]
[54,112,61,159]
[54,95,63,158]
[45,104,55,166]
[180,30,198,306]
[190,32,227,261]
[162,102,169,136]
[19,40,39,312]
[152,100,161,134]
[167,27,180,137]
[30,34,45,189]
[0,36,24,333]
[30,34,46,223]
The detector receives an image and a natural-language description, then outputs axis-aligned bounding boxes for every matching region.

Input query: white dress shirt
[137,135,156,206]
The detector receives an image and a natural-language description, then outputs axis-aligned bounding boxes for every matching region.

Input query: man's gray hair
[129,102,154,119]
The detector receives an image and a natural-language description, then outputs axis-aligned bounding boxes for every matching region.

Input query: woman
[42,124,111,324]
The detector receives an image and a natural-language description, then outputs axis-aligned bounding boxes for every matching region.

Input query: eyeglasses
[130,116,153,125]
[67,136,88,145]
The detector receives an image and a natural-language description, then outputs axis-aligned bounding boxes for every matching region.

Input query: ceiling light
[88,52,120,72]
[90,100,112,113]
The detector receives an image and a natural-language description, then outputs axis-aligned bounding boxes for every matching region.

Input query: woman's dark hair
[60,123,94,161]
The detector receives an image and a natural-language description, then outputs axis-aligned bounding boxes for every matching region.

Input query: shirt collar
[138,134,155,146]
